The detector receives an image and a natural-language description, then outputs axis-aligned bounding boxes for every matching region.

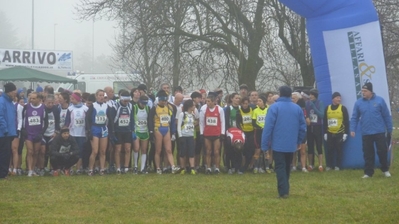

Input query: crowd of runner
[0,81,392,178]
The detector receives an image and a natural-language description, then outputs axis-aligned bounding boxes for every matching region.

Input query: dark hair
[60,92,70,104]
[82,92,90,102]
[139,95,149,101]
[120,89,130,97]
[27,88,34,96]
[241,97,249,104]
[264,91,274,97]
[207,94,216,102]
[229,93,239,104]
[88,93,96,102]
[130,88,138,98]
[157,90,168,98]
[44,85,54,94]
[183,99,194,112]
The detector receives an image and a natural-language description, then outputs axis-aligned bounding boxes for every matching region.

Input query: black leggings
[224,137,242,171]
[326,132,343,169]
[307,125,323,155]
[50,156,79,170]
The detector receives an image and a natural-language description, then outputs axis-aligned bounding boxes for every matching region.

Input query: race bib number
[28,116,41,126]
[242,115,252,124]
[160,115,170,125]
[95,115,107,124]
[328,118,338,127]
[206,117,218,126]
[257,115,265,123]
[310,114,318,123]
[119,117,130,127]
[184,124,194,132]
[137,120,147,128]
[75,118,85,127]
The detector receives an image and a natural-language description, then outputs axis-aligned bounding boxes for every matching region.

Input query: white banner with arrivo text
[0,49,73,70]
[323,21,391,116]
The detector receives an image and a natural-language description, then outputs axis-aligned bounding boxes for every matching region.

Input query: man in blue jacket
[350,82,392,178]
[262,86,306,198]
[0,83,17,179]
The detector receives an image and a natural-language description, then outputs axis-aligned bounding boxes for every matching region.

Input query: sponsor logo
[347,31,376,99]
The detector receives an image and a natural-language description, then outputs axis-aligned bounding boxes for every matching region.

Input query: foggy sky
[0,0,117,64]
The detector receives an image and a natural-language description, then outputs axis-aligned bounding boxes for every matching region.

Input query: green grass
[1,149,398,224]
[2,113,399,223]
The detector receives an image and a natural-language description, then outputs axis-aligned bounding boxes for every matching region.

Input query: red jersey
[226,127,245,144]
[204,106,222,137]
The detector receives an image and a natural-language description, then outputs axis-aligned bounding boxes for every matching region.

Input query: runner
[86,89,115,176]
[49,128,80,176]
[58,92,71,128]
[291,92,308,172]
[199,92,225,174]
[38,94,60,176]
[252,95,268,174]
[114,90,134,174]
[239,97,255,173]
[224,93,242,174]
[133,95,150,174]
[22,92,48,177]
[148,90,179,174]
[177,99,197,175]
[66,92,88,174]
[10,95,23,175]
[190,91,203,171]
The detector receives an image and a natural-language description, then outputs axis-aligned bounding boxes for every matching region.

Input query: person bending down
[50,128,79,176]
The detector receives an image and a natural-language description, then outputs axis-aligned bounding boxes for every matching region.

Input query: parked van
[56,73,141,95]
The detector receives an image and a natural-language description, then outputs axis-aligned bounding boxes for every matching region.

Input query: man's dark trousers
[0,137,13,179]
[273,150,294,197]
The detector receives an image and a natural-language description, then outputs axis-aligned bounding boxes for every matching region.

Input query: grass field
[1,114,399,223]
[0,149,398,223]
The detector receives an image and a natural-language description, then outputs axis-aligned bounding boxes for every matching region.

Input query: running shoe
[266,168,272,174]
[259,168,266,174]
[228,169,233,175]
[38,169,45,176]
[172,166,180,174]
[362,174,370,179]
[156,168,162,175]
[307,165,313,171]
[214,168,220,174]
[53,170,59,177]
[318,166,324,172]
[191,169,197,175]
[206,168,212,174]
[141,168,148,174]
[116,169,121,175]
[253,168,258,174]
[133,167,138,175]
[88,171,94,176]
[64,169,70,176]
[334,167,340,171]
[325,167,332,171]
[180,169,186,175]
[302,168,308,173]
[384,171,391,177]
[99,170,105,176]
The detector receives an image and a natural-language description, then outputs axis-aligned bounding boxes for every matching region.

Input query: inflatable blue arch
[279,0,392,168]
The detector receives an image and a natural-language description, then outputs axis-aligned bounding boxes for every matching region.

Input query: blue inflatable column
[278,0,391,168]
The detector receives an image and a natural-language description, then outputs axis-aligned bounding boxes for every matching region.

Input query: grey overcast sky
[1,0,117,58]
